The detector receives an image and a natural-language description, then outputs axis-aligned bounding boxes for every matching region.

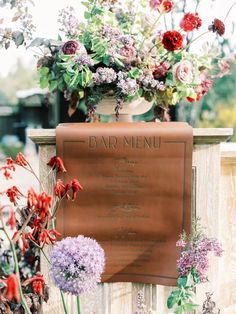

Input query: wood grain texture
[219,146,236,314]
[33,130,235,314]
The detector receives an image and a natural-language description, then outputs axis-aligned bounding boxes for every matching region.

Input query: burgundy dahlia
[208,18,225,36]
[180,12,202,32]
[62,40,79,55]
[162,30,183,51]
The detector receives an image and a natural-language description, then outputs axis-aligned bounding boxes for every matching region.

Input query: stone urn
[95,97,153,122]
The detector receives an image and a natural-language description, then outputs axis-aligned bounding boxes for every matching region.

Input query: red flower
[161,0,173,12]
[180,13,202,32]
[47,156,66,173]
[27,189,52,218]
[3,169,12,180]
[153,61,169,78]
[23,273,45,296]
[27,188,39,209]
[208,18,225,36]
[6,186,22,205]
[15,153,28,167]
[0,158,15,180]
[39,229,61,245]
[7,211,16,230]
[4,274,20,303]
[54,179,66,198]
[71,179,83,200]
[36,192,52,219]
[62,40,79,55]
[149,0,173,12]
[162,30,183,51]
[12,231,29,254]
[186,93,201,103]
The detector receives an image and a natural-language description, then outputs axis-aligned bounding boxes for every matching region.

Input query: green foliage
[0,142,24,159]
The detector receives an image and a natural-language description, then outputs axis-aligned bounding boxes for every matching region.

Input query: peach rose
[173,60,193,84]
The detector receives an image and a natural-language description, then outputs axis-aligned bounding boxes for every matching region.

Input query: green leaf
[177,276,187,288]
[49,80,57,91]
[12,31,24,47]
[79,90,85,98]
[173,52,183,62]
[129,68,141,79]
[40,77,49,89]
[167,294,176,309]
[58,54,72,62]
[183,303,198,311]
[63,73,71,85]
[167,71,173,81]
[39,67,49,75]
[114,58,124,68]
[102,54,111,66]
[84,11,91,19]
[1,262,11,276]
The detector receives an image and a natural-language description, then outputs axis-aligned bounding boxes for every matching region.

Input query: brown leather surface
[56,122,193,286]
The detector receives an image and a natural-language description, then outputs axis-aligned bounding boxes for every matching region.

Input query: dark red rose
[208,18,225,36]
[180,13,202,32]
[62,40,79,55]
[162,30,183,51]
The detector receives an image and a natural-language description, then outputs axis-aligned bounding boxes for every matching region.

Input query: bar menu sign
[56,122,193,286]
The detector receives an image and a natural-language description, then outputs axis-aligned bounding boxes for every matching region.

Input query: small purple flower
[117,72,139,96]
[101,25,121,43]
[176,239,186,247]
[50,236,105,295]
[58,6,81,37]
[62,40,79,55]
[176,236,223,282]
[75,53,94,67]
[93,67,117,85]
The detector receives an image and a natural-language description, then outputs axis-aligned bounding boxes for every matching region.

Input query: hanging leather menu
[56,122,193,286]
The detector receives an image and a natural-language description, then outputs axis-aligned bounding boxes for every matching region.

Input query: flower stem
[60,291,68,314]
[186,31,210,48]
[1,220,31,314]
[77,295,81,314]
[139,13,163,53]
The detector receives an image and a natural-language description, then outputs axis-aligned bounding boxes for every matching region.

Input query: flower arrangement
[32,0,231,120]
[167,218,223,314]
[0,153,105,313]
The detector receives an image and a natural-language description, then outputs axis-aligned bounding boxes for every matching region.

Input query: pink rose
[173,60,193,84]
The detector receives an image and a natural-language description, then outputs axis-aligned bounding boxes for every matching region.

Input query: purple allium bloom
[117,71,139,96]
[177,237,223,282]
[50,236,105,295]
[58,6,81,37]
[93,67,117,85]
